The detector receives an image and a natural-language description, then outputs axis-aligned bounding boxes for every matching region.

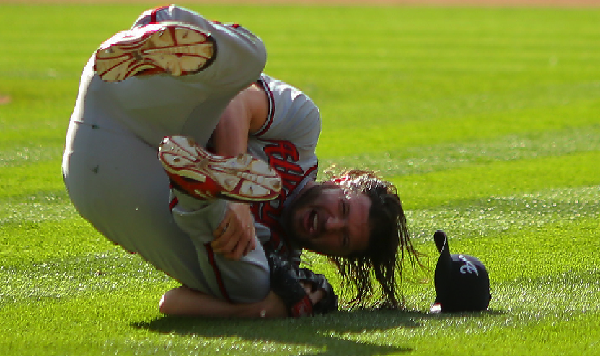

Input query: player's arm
[159,287,287,318]
[158,284,323,318]
[211,83,268,157]
[209,84,269,260]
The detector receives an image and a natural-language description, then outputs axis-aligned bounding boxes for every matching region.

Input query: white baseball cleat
[94,22,216,82]
[158,136,282,202]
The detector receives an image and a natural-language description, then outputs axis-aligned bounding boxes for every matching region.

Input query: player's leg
[89,4,267,149]
[94,21,216,83]
[96,4,266,89]
[167,191,272,303]
[62,117,203,288]
[129,4,266,92]
[62,118,271,303]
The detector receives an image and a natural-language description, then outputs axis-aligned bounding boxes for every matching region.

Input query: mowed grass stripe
[392,312,600,356]
[496,268,600,313]
[0,145,63,167]
[416,217,600,281]
[319,96,600,156]
[0,251,172,306]
[0,291,171,350]
[321,79,600,127]
[393,150,600,209]
[0,292,324,356]
[0,160,64,197]
[407,185,600,238]
[0,218,110,266]
[321,124,600,176]
[0,191,76,226]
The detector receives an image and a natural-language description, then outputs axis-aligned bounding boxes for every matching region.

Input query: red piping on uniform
[168,197,178,211]
[304,164,318,178]
[205,243,232,303]
[254,76,275,136]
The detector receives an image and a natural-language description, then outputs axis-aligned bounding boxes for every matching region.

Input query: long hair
[325,168,423,308]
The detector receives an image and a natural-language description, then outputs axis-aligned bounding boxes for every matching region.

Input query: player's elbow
[158,289,178,315]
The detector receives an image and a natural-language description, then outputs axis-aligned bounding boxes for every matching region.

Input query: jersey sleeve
[253,74,321,152]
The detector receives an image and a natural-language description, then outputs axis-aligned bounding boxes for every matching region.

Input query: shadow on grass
[132,309,502,355]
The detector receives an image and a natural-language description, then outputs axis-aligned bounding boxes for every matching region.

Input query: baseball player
[62,4,418,318]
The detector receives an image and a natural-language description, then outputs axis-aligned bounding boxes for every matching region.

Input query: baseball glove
[267,253,338,317]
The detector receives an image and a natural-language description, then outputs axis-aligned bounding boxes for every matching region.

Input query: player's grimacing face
[285,183,371,257]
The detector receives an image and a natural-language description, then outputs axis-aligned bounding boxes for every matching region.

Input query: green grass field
[1,3,599,355]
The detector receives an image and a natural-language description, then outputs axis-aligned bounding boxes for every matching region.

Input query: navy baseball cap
[431,230,491,313]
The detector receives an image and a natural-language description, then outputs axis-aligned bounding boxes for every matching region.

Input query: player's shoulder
[254,73,320,143]
[259,73,319,114]
[258,74,309,99]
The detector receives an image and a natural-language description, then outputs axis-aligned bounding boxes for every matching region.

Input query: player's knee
[158,288,184,315]
[228,264,270,303]
[158,290,172,314]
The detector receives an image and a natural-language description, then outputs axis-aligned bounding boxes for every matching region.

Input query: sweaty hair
[324,168,422,308]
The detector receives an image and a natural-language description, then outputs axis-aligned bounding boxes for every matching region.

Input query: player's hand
[301,282,325,305]
[212,202,256,260]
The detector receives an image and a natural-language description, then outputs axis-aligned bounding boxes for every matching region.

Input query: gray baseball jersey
[62,5,321,304]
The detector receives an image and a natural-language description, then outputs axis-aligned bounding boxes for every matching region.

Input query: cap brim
[434,230,451,261]
[433,230,453,311]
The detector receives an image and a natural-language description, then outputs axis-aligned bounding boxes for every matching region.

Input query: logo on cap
[458,255,479,276]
